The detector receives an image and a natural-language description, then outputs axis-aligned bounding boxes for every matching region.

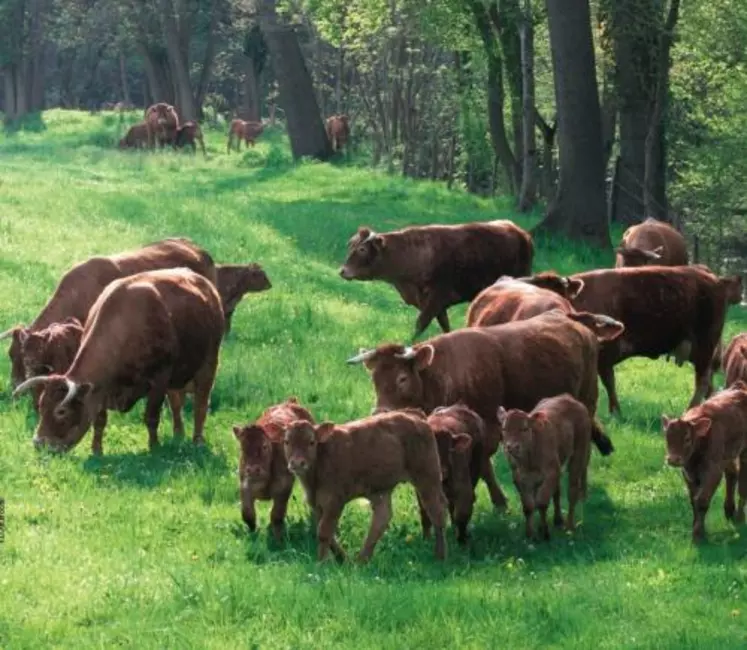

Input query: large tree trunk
[257,0,331,160]
[517,0,537,212]
[138,44,174,105]
[119,52,131,105]
[194,0,221,117]
[160,0,196,121]
[535,0,610,248]
[242,59,261,121]
[3,68,18,120]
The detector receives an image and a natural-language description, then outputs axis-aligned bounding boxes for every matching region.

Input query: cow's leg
[144,387,167,450]
[535,471,560,541]
[552,484,564,528]
[416,484,447,560]
[518,488,535,539]
[91,409,108,456]
[413,295,448,340]
[191,353,219,445]
[688,346,715,409]
[435,310,451,333]
[724,460,738,521]
[416,493,432,538]
[358,492,393,563]
[599,363,621,415]
[241,485,256,532]
[480,453,508,510]
[692,467,722,543]
[673,339,692,367]
[316,501,345,563]
[226,134,232,153]
[736,450,747,524]
[166,389,185,439]
[223,311,234,337]
[270,486,293,542]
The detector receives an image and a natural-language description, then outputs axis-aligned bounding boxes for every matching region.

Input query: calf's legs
[167,390,185,438]
[736,450,747,524]
[724,461,738,521]
[270,487,293,542]
[358,493,393,563]
[316,501,345,563]
[689,468,723,543]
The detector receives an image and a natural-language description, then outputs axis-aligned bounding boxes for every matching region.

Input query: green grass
[1,109,747,649]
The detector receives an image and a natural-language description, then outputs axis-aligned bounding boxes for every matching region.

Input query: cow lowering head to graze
[227,119,266,152]
[215,263,272,336]
[347,309,622,514]
[570,265,738,415]
[174,121,206,156]
[282,410,447,563]
[661,381,747,543]
[325,114,350,152]
[339,220,534,338]
[615,217,689,268]
[233,396,315,541]
[722,334,747,389]
[118,122,149,149]
[497,394,597,541]
[425,403,485,544]
[144,102,180,149]
[1,237,217,390]
[466,273,583,327]
[12,268,224,455]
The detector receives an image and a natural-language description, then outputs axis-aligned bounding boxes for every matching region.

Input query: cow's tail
[591,418,614,456]
[519,229,534,276]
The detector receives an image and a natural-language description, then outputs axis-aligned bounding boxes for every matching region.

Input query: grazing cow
[174,121,206,155]
[227,119,265,152]
[233,397,315,540]
[1,237,217,389]
[467,273,583,327]
[144,102,180,149]
[498,394,596,541]
[339,221,534,338]
[570,265,740,414]
[347,309,622,510]
[325,114,350,152]
[722,333,747,388]
[12,268,224,455]
[282,410,448,563]
[615,217,689,267]
[215,264,272,336]
[118,122,149,149]
[662,381,747,542]
[425,403,485,544]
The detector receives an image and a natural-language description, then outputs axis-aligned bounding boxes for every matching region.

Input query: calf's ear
[316,421,336,442]
[451,433,472,453]
[529,412,548,428]
[691,417,712,438]
[263,421,283,439]
[414,345,435,371]
[232,425,244,440]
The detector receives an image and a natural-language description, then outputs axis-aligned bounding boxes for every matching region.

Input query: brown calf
[325,114,350,152]
[227,119,265,152]
[174,121,206,155]
[215,263,272,335]
[662,381,747,542]
[233,397,315,540]
[144,102,180,149]
[615,218,689,267]
[722,333,747,388]
[119,122,149,149]
[498,394,595,540]
[339,220,534,338]
[282,411,447,563]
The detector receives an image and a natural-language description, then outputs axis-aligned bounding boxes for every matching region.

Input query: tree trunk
[535,110,557,200]
[3,68,17,121]
[160,0,196,120]
[139,44,174,105]
[257,0,331,160]
[120,52,131,104]
[242,58,261,121]
[194,0,220,117]
[535,0,610,248]
[517,1,537,212]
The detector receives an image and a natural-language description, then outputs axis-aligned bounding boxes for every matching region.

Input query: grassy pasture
[0,110,746,649]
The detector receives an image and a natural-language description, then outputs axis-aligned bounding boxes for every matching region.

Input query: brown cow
[662,381,747,542]
[615,218,689,267]
[12,268,224,455]
[215,263,272,336]
[119,122,149,149]
[144,102,180,149]
[722,333,747,388]
[339,221,534,338]
[570,265,739,414]
[347,308,622,511]
[174,121,206,155]
[1,237,217,390]
[227,119,265,152]
[498,394,595,541]
[467,273,583,327]
[233,397,315,540]
[325,114,350,152]
[425,403,485,544]
[281,410,447,563]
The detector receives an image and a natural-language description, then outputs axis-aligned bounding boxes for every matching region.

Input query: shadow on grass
[3,112,47,135]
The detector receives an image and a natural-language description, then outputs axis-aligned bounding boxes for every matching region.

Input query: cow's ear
[232,425,244,441]
[414,345,435,371]
[357,227,371,241]
[660,415,672,432]
[316,422,336,443]
[733,379,747,392]
[371,235,386,251]
[691,417,712,439]
[529,412,547,428]
[451,433,472,453]
[567,278,585,299]
[77,383,93,400]
[496,406,508,427]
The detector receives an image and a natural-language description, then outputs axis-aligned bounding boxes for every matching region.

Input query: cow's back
[113,238,217,285]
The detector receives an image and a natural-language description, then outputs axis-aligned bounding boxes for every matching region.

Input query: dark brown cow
[615,218,689,267]
[12,268,224,455]
[498,394,595,540]
[215,264,272,335]
[1,238,217,389]
[467,273,583,327]
[233,397,315,540]
[174,121,206,155]
[570,265,741,414]
[282,411,447,563]
[723,333,747,388]
[119,122,149,149]
[227,119,265,152]
[347,308,622,510]
[339,221,534,338]
[662,381,747,542]
[144,102,180,149]
[325,114,350,152]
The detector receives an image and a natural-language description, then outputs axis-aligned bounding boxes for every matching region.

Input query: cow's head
[339,227,387,280]
[217,263,272,309]
[21,318,83,380]
[233,423,275,484]
[517,272,585,300]
[661,415,711,467]
[13,375,94,452]
[615,245,664,267]
[564,311,626,342]
[1,326,27,388]
[347,343,435,413]
[282,419,334,477]
[497,406,541,466]
[719,275,743,305]
[427,406,474,485]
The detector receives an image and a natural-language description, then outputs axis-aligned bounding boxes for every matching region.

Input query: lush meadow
[0,111,746,649]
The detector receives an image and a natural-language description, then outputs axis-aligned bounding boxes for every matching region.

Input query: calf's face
[661,416,711,466]
[233,424,273,483]
[497,407,540,466]
[283,420,333,476]
[339,227,386,280]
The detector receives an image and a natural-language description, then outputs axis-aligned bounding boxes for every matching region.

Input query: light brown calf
[119,122,149,149]
[722,333,747,388]
[227,119,265,152]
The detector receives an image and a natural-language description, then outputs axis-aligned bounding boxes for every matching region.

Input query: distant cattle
[723,333,747,389]
[227,119,265,152]
[347,309,621,511]
[144,102,180,149]
[233,397,315,540]
[325,114,350,152]
[339,221,534,338]
[13,268,224,455]
[615,218,689,268]
[662,381,747,542]
[282,410,447,562]
[570,265,741,414]
[215,264,272,335]
[119,122,149,149]
[174,121,206,155]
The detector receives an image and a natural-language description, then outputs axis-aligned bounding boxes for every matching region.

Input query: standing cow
[325,114,350,153]
[119,122,149,149]
[144,103,180,149]
[615,217,689,267]
[227,119,266,152]
[339,221,534,338]
[174,121,207,156]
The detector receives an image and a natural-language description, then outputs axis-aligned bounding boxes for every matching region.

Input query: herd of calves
[3,216,747,563]
[117,102,351,156]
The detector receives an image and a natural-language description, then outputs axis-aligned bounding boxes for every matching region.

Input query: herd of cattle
[117,102,351,156]
[3,216,747,562]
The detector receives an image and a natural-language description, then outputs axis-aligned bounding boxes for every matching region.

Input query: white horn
[58,379,79,408]
[12,375,51,398]
[0,327,20,341]
[395,346,418,360]
[594,314,622,327]
[346,348,377,365]
[363,231,378,243]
